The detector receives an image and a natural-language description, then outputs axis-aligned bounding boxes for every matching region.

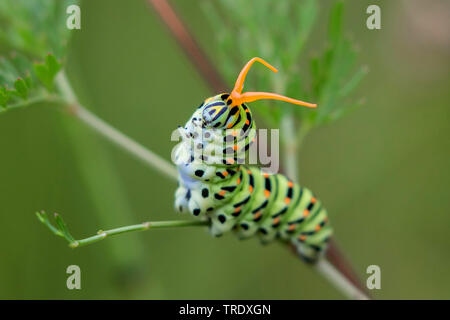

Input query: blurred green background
[0,0,449,299]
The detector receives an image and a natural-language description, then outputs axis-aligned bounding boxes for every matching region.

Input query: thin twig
[37,210,209,248]
[148,0,228,93]
[325,238,371,298]
[282,120,369,300]
[316,259,369,300]
[2,93,64,111]
[55,72,178,181]
[73,219,209,248]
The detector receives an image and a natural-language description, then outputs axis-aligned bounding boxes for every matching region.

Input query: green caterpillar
[173,57,332,262]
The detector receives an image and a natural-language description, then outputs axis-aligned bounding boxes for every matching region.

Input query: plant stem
[54,71,152,295]
[281,115,369,300]
[71,219,209,248]
[148,0,228,93]
[316,259,369,300]
[55,72,178,181]
[3,93,63,111]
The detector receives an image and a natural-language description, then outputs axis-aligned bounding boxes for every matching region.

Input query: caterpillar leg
[175,185,189,213]
[293,226,332,263]
[293,212,332,263]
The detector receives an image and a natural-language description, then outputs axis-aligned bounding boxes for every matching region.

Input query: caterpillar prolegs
[173,57,332,262]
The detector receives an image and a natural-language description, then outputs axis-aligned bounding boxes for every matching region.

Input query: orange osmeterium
[229,57,318,108]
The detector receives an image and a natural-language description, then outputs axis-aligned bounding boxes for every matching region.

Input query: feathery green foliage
[0,0,73,111]
[202,0,367,133]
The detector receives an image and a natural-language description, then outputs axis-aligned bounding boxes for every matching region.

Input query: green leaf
[0,52,61,111]
[32,54,60,91]
[54,213,76,243]
[33,53,61,90]
[35,211,64,238]
[33,62,52,90]
[328,1,344,45]
[0,1,72,112]
[288,0,318,64]
[0,86,12,108]
[24,71,33,88]
[46,53,61,77]
[0,0,77,58]
[14,77,28,99]
[326,98,366,122]
[339,65,368,98]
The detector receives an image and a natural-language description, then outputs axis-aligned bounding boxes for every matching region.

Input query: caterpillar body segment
[173,57,331,262]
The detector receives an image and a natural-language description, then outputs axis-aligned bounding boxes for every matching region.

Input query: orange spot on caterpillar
[222,171,229,177]
[231,130,238,137]
[288,224,296,231]
[273,217,280,225]
[245,119,250,125]
[303,209,309,217]
[237,178,241,184]
[299,235,307,241]
[234,207,241,213]
[284,197,291,204]
[311,197,317,204]
[233,145,238,151]
[253,211,262,220]
[227,158,235,164]
[287,181,293,188]
[247,170,252,174]
[263,173,269,178]
[264,190,270,198]
[315,225,321,231]
[249,186,253,193]
[219,190,226,196]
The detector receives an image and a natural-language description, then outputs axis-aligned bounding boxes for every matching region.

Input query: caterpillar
[173,57,332,262]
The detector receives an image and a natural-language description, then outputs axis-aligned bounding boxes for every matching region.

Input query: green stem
[71,220,209,248]
[4,93,64,111]
[55,71,178,181]
[53,70,151,294]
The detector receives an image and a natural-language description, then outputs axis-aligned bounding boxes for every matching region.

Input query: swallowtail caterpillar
[174,57,332,262]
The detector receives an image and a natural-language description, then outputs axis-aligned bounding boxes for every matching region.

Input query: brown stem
[147,0,228,93]
[325,239,371,297]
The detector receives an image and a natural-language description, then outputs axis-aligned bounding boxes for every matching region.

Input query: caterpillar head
[201,94,236,129]
[200,57,317,129]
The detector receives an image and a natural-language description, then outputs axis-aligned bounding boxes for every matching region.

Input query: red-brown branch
[147,0,228,93]
[326,239,371,297]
